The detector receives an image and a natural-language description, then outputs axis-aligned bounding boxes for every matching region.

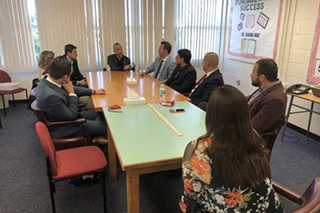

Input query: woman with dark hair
[180,85,283,213]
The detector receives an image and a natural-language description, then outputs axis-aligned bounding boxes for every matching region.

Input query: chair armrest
[272,180,303,205]
[48,118,86,126]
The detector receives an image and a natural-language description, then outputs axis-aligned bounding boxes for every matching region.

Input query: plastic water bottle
[159,84,166,103]
[106,65,111,79]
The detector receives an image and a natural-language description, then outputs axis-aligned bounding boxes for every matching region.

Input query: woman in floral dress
[180,85,283,213]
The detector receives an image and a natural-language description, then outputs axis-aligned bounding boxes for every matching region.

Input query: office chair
[31,100,90,150]
[36,122,107,213]
[260,116,285,160]
[272,178,320,213]
[0,70,28,116]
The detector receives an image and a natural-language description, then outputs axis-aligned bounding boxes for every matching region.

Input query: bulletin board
[307,3,320,84]
[227,0,284,60]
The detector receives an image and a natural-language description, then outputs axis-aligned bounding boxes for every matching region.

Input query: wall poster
[307,3,320,84]
[228,0,284,60]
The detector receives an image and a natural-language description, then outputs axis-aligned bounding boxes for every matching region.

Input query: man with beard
[247,59,287,135]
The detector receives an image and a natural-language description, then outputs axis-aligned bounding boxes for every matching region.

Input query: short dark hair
[65,44,77,55]
[49,56,72,80]
[161,41,172,54]
[178,49,192,63]
[113,43,121,48]
[256,59,278,81]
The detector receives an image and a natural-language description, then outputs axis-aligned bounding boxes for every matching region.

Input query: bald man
[189,52,224,111]
[107,43,134,71]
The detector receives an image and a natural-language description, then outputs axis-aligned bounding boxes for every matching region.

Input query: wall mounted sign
[228,0,284,60]
[307,3,320,84]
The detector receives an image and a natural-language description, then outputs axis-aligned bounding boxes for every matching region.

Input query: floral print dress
[180,138,284,213]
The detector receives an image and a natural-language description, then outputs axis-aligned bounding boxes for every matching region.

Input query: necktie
[154,60,164,79]
[189,74,207,97]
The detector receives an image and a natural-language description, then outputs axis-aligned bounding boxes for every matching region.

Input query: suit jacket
[247,82,287,134]
[63,55,85,85]
[190,69,224,106]
[145,56,176,82]
[107,54,131,71]
[165,63,196,94]
[36,77,93,139]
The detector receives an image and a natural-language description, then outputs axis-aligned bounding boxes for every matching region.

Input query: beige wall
[222,0,320,135]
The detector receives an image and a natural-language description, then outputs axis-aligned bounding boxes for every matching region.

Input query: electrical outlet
[236,80,240,86]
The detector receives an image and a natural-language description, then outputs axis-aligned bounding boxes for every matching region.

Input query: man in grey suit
[139,41,176,82]
[36,56,107,139]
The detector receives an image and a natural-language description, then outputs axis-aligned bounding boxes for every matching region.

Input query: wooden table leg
[126,170,140,213]
[107,127,117,180]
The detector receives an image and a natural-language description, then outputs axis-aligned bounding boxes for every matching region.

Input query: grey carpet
[0,103,319,213]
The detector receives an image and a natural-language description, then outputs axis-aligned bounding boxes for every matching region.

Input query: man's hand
[133,63,139,68]
[64,79,75,94]
[77,79,87,86]
[139,70,146,76]
[124,65,131,70]
[94,89,106,95]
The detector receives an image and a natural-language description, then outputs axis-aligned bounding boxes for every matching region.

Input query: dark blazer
[165,63,197,94]
[190,69,224,106]
[107,54,131,71]
[63,55,85,85]
[36,77,92,139]
[247,82,287,134]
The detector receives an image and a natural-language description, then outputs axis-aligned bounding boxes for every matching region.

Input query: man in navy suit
[139,41,176,82]
[36,56,107,139]
[189,52,224,111]
[64,44,87,87]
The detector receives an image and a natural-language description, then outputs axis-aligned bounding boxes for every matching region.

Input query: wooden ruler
[148,103,183,137]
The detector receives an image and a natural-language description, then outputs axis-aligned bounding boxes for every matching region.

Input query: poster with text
[307,3,320,84]
[228,0,284,60]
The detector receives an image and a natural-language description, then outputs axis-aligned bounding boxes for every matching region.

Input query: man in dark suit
[36,56,107,139]
[107,43,135,71]
[247,59,287,135]
[189,52,224,111]
[64,44,87,87]
[139,41,176,82]
[165,49,196,95]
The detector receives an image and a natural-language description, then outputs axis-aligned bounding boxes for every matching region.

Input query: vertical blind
[174,0,221,68]
[0,0,222,72]
[0,0,37,72]
[35,0,92,70]
[124,0,165,68]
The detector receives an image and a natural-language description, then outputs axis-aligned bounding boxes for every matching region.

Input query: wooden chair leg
[102,169,107,213]
[1,95,6,116]
[12,94,16,107]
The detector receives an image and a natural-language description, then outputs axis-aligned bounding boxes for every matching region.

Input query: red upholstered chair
[31,100,90,150]
[0,70,28,116]
[36,122,107,213]
[272,178,320,213]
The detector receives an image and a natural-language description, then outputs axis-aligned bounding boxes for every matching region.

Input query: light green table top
[103,101,206,169]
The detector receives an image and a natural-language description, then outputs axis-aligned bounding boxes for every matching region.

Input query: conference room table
[86,71,189,110]
[86,71,205,213]
[103,102,206,213]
